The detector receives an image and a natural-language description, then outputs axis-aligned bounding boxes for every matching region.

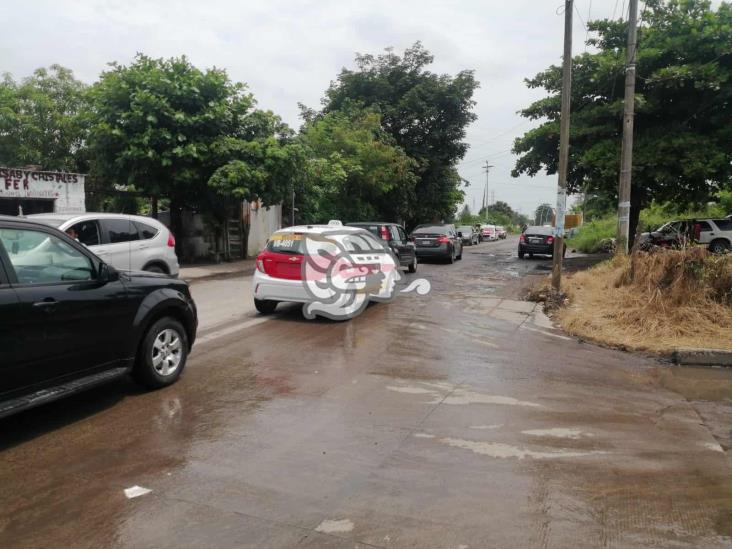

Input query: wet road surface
[2,237,731,548]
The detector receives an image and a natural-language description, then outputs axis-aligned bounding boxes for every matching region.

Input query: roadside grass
[566,202,728,253]
[553,248,732,353]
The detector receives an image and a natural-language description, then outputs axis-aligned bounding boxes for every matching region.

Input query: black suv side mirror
[99,263,120,283]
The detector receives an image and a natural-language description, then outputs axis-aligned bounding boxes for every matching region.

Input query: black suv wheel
[134,317,189,388]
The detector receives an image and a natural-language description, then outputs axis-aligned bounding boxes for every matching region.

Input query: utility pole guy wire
[552,0,573,292]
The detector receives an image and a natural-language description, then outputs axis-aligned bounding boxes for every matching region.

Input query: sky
[0,0,632,219]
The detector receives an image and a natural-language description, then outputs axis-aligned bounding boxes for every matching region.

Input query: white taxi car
[252,221,401,319]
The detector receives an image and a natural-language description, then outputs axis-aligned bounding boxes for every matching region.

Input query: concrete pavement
[1,237,731,548]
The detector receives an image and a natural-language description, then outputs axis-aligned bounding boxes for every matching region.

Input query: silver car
[28,213,179,275]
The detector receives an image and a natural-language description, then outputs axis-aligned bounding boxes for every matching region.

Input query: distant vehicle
[456,225,479,246]
[411,224,463,263]
[0,215,197,418]
[496,226,507,239]
[518,225,565,259]
[28,213,179,276]
[252,223,404,316]
[638,218,731,253]
[346,222,417,273]
[480,224,497,241]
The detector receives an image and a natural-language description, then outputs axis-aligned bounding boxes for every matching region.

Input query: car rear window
[134,221,159,240]
[266,232,304,254]
[525,226,552,235]
[348,224,381,238]
[414,226,448,235]
[713,219,732,231]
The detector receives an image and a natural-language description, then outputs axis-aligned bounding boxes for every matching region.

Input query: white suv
[28,213,179,275]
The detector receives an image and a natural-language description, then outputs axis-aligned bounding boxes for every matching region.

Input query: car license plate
[417,239,433,246]
[529,237,542,243]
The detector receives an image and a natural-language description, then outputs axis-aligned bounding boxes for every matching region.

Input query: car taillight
[547,236,555,245]
[256,256,265,272]
[167,231,176,248]
[380,226,390,240]
[437,236,450,243]
[519,234,525,242]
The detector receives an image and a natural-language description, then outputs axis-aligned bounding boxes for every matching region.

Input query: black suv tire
[134,317,189,389]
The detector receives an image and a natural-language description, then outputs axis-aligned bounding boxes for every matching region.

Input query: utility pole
[291,185,295,226]
[482,162,494,216]
[551,0,573,292]
[616,0,639,255]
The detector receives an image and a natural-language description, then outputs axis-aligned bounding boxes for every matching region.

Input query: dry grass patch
[554,248,732,353]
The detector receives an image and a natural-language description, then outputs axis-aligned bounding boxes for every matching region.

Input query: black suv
[0,215,197,418]
[346,222,418,273]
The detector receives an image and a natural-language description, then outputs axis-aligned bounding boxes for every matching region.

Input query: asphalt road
[1,237,731,548]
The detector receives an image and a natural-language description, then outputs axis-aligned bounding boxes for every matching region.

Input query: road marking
[196,316,270,345]
[440,438,606,460]
[521,324,573,341]
[315,519,354,533]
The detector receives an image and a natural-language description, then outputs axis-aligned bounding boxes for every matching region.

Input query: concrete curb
[672,348,732,367]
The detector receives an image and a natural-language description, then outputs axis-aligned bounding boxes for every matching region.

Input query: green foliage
[295,109,417,223]
[0,65,88,171]
[513,0,732,237]
[322,43,479,225]
[567,200,728,252]
[534,203,554,225]
[88,54,296,212]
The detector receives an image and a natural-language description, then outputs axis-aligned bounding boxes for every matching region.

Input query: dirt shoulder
[549,250,732,354]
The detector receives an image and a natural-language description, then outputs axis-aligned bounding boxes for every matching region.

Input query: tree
[512,0,732,244]
[322,42,479,225]
[458,204,472,223]
[0,65,88,171]
[88,54,297,245]
[296,109,417,223]
[534,203,554,225]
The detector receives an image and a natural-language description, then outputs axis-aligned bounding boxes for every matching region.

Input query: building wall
[245,201,282,257]
[0,167,85,214]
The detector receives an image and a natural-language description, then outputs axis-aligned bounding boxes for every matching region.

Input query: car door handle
[33,298,58,311]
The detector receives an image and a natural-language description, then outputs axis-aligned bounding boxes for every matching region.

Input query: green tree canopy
[512,0,732,239]
[322,42,479,225]
[88,54,296,214]
[0,65,88,171]
[296,109,417,223]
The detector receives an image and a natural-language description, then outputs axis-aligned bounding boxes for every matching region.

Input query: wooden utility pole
[551,0,573,292]
[616,0,639,255]
[482,162,494,216]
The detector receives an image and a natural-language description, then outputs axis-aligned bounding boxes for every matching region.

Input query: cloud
[1,0,625,216]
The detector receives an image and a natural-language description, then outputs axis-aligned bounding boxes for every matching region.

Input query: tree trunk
[151,196,158,219]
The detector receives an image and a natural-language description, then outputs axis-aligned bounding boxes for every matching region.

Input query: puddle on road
[657,364,732,402]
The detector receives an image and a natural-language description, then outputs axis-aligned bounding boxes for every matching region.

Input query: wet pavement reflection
[1,237,731,547]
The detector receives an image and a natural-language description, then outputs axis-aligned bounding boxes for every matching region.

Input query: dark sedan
[411,224,462,263]
[0,215,197,418]
[518,225,566,259]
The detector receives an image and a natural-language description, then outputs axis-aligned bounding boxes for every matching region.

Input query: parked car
[496,226,507,239]
[638,218,731,253]
[411,224,463,263]
[480,224,497,241]
[252,222,406,315]
[346,222,417,273]
[456,225,479,246]
[518,225,565,259]
[0,215,197,418]
[28,213,179,276]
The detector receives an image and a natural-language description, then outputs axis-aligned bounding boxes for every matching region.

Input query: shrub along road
[1,237,730,547]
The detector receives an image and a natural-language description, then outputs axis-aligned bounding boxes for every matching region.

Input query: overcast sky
[1,0,632,218]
